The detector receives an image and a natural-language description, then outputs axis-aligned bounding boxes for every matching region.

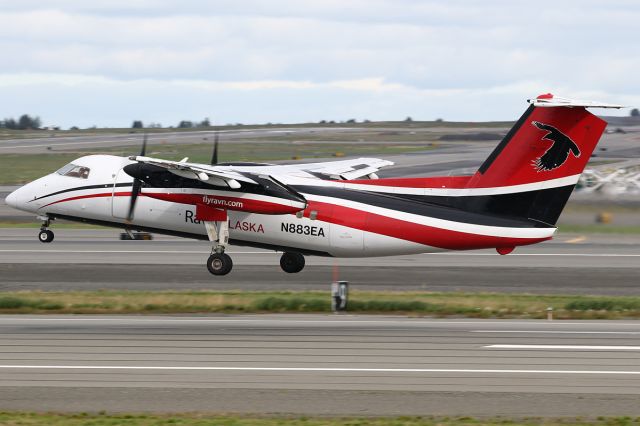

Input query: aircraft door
[111,167,132,219]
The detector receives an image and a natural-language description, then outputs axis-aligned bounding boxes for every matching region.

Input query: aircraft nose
[5,186,32,211]
[5,188,19,209]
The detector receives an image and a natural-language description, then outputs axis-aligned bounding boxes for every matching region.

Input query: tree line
[1,114,41,130]
[132,118,212,129]
[3,109,639,132]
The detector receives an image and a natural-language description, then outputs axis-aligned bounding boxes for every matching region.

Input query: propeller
[125,134,147,221]
[210,131,219,165]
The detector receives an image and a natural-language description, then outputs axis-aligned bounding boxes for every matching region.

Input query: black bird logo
[531,121,580,172]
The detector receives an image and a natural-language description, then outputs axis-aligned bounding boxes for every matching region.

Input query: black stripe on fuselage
[477,104,535,174]
[38,178,565,228]
[32,182,132,202]
[360,185,575,226]
[293,185,553,229]
[49,213,332,257]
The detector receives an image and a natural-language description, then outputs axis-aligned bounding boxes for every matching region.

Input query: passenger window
[56,163,90,179]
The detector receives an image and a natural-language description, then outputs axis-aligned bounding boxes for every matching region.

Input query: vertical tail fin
[461,94,620,225]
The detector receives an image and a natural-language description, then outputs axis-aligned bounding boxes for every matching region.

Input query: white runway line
[475,330,640,335]
[428,253,640,257]
[485,344,640,350]
[0,365,639,375]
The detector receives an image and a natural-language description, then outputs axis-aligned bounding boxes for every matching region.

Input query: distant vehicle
[6,94,622,276]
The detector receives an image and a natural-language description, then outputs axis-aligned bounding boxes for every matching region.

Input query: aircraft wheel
[38,230,54,243]
[280,252,305,273]
[207,253,233,276]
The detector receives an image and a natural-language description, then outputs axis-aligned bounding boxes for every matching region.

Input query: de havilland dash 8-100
[5,94,623,276]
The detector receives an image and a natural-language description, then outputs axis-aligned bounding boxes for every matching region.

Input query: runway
[1,229,639,295]
[0,315,638,416]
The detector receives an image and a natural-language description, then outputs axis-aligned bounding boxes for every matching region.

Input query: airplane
[5,93,623,276]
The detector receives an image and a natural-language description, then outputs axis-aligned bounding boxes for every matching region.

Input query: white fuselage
[7,155,556,258]
[8,155,430,257]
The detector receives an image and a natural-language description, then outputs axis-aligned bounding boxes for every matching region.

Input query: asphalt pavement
[0,315,639,416]
[1,229,639,295]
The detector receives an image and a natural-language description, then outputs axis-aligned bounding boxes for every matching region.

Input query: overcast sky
[1,0,638,128]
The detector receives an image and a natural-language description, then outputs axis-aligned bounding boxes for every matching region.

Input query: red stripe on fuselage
[41,190,302,215]
[303,200,549,250]
[42,191,133,208]
[40,190,549,250]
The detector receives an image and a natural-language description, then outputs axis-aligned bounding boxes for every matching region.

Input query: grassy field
[0,140,435,185]
[96,141,436,163]
[1,290,639,319]
[0,120,510,185]
[0,412,638,426]
[0,153,81,185]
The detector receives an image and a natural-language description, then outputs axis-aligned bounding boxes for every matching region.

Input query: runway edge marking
[0,365,639,375]
[485,344,640,350]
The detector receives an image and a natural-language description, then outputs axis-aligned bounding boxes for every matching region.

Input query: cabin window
[56,163,91,179]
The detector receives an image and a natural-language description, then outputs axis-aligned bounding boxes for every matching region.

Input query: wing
[127,155,308,215]
[131,155,258,189]
[271,157,394,180]
[132,156,393,183]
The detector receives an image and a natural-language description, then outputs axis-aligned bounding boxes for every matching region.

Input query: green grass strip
[0,412,639,426]
[1,290,640,319]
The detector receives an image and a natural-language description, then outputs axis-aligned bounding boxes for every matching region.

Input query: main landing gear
[38,216,54,243]
[38,229,54,243]
[280,252,305,273]
[202,217,306,275]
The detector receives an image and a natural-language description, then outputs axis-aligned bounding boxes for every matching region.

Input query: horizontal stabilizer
[528,93,624,109]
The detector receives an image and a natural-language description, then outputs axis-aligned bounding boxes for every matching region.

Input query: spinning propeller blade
[210,131,219,165]
[126,134,148,221]
[127,178,142,221]
[140,133,147,156]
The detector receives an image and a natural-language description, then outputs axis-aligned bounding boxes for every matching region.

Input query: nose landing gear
[207,253,233,275]
[37,216,54,243]
[204,219,233,276]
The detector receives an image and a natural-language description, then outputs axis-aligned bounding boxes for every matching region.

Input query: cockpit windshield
[56,163,90,179]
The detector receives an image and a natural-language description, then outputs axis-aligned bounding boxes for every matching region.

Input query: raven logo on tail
[531,121,581,172]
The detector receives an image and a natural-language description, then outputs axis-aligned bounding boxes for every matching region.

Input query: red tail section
[345,94,615,226]
[466,103,607,189]
[456,95,612,225]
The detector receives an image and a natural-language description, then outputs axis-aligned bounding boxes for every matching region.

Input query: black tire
[280,252,305,273]
[38,230,54,243]
[206,253,233,276]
